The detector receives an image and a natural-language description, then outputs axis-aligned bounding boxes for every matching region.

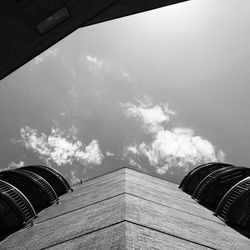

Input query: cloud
[33,48,59,65]
[75,140,103,165]
[14,124,103,167]
[122,101,175,133]
[122,100,225,174]
[128,158,142,169]
[125,145,139,155]
[6,161,25,170]
[80,55,104,74]
[86,55,103,66]
[106,151,115,157]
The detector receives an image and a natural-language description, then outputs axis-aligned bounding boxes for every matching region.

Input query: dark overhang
[180,162,250,236]
[21,165,72,196]
[0,0,189,80]
[179,162,233,195]
[215,176,250,222]
[0,180,36,241]
[215,176,250,235]
[0,170,58,213]
[192,166,250,210]
[0,165,69,241]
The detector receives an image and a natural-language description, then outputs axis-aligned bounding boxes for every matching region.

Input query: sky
[0,0,249,185]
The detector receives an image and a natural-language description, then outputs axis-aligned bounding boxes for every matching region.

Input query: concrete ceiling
[0,0,189,80]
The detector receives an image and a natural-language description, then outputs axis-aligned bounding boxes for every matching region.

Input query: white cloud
[85,55,103,71]
[122,100,225,174]
[15,124,103,167]
[33,48,59,65]
[76,54,106,79]
[75,140,103,165]
[122,101,175,133]
[106,151,115,157]
[7,161,25,170]
[86,55,102,65]
[125,145,140,155]
[128,158,142,169]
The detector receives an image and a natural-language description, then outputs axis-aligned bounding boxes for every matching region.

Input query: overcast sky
[0,0,249,184]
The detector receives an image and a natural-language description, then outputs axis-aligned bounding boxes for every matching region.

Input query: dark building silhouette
[0,0,189,80]
[179,162,250,239]
[1,164,250,249]
[215,176,250,232]
[0,180,36,241]
[179,162,234,195]
[0,166,71,241]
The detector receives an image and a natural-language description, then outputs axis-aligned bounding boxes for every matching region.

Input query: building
[1,166,250,249]
[0,0,189,80]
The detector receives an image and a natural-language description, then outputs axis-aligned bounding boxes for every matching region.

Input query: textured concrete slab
[125,170,192,202]
[45,221,210,250]
[1,195,125,249]
[125,180,223,223]
[125,168,178,189]
[44,223,126,250]
[80,168,125,192]
[36,180,125,223]
[125,194,250,250]
[125,222,209,250]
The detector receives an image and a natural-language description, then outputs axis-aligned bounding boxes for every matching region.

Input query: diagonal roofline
[80,166,176,185]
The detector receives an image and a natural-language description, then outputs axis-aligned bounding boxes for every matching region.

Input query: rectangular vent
[36,7,69,34]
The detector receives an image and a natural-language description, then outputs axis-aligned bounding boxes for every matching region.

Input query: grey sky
[0,0,249,184]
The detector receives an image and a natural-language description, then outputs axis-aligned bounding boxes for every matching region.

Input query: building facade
[1,167,250,249]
